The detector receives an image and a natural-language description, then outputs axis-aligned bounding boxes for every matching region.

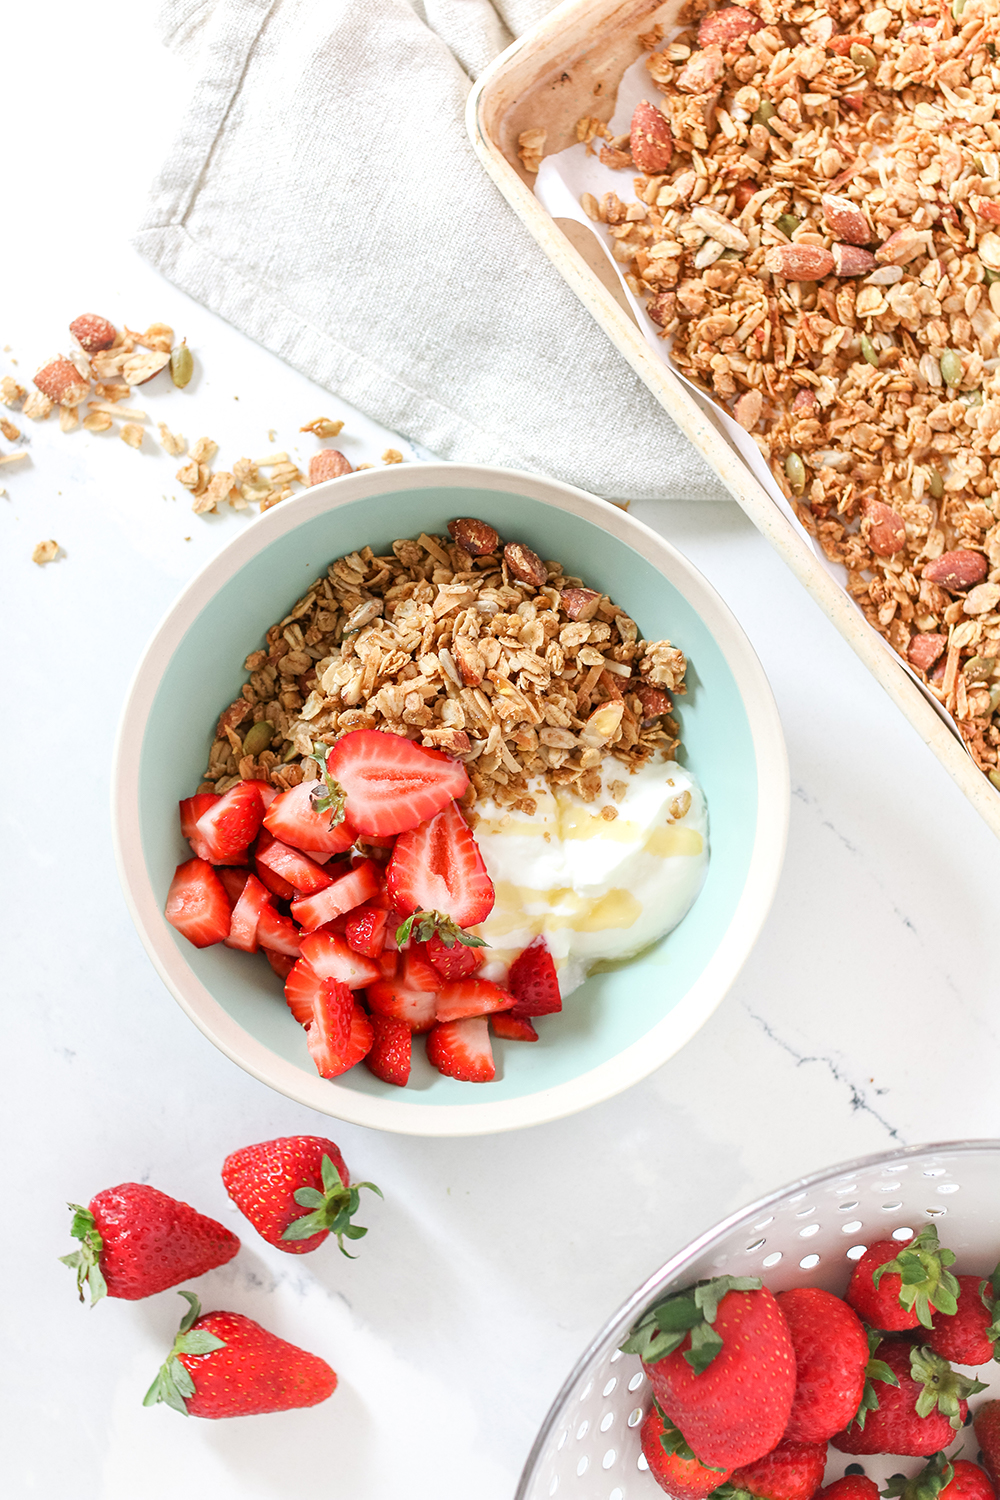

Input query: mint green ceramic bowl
[113,464,788,1135]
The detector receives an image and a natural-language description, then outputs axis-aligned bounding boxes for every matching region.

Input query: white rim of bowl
[112,463,790,1136]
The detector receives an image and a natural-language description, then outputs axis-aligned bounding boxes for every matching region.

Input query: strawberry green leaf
[280,1154,383,1257]
[620,1276,762,1372]
[143,1292,226,1416]
[881,1451,955,1500]
[309,742,346,829]
[60,1202,107,1306]
[978,1261,1000,1359]
[848,1327,899,1431]
[175,1329,226,1357]
[394,910,488,951]
[872,1225,960,1328]
[909,1345,987,1428]
[652,1401,728,1471]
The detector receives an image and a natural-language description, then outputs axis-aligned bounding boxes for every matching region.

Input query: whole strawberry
[144,1291,337,1417]
[726,1438,828,1500]
[846,1225,959,1331]
[622,1276,796,1468]
[928,1266,1000,1366]
[831,1340,984,1456]
[641,1402,732,1499]
[778,1286,870,1443]
[974,1400,1000,1488]
[817,1479,881,1500]
[60,1184,240,1305]
[221,1136,381,1256]
[883,1452,996,1500]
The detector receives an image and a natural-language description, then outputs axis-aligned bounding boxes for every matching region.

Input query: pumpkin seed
[952,0,967,18]
[243,720,274,756]
[850,43,877,69]
[964,656,997,680]
[776,214,801,237]
[964,389,984,408]
[991,686,1000,714]
[752,100,777,132]
[170,342,194,389]
[928,469,944,499]
[860,334,880,368]
[990,768,1000,790]
[986,269,1000,284]
[785,452,807,493]
[939,349,963,387]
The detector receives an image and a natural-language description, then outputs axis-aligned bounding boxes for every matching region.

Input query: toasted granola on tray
[569,0,1000,788]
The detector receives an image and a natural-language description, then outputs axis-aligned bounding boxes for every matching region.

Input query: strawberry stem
[394,910,488,950]
[872,1225,960,1328]
[59,1203,107,1306]
[620,1275,762,1373]
[142,1291,226,1415]
[281,1153,383,1258]
[909,1345,987,1427]
[308,741,346,829]
[881,1452,955,1500]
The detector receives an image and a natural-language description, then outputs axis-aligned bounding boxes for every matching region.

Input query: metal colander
[517,1141,1000,1500]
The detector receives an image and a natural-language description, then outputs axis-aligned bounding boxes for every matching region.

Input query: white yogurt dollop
[470,754,709,998]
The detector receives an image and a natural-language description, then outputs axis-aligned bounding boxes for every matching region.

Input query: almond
[561,587,602,621]
[448,516,499,556]
[69,313,117,354]
[734,180,757,211]
[875,227,925,265]
[646,292,676,327]
[827,34,868,53]
[923,549,988,590]
[630,100,673,173]
[970,195,1000,224]
[34,358,89,407]
[733,389,763,430]
[309,450,353,485]
[862,498,906,557]
[452,635,485,686]
[791,388,817,413]
[821,193,870,245]
[636,683,673,721]
[764,244,834,281]
[907,632,947,672]
[831,243,876,276]
[677,45,725,93]
[697,6,762,48]
[504,541,547,588]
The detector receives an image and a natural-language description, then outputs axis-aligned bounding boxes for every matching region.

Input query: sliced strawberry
[366,951,440,1032]
[263,779,358,855]
[194,781,265,862]
[256,832,334,894]
[165,859,232,948]
[426,1016,495,1083]
[309,997,373,1079]
[301,849,336,865]
[257,904,302,958]
[300,931,381,989]
[284,958,327,1025]
[365,1014,411,1087]
[327,729,468,836]
[386,801,494,927]
[425,930,484,980]
[346,904,388,958]
[180,793,219,859]
[263,946,297,981]
[253,852,297,902]
[304,980,354,1075]
[376,949,399,979]
[216,866,250,905]
[491,1012,538,1042]
[435,977,514,1023]
[225,873,271,953]
[244,778,278,809]
[509,936,562,1017]
[291,859,381,933]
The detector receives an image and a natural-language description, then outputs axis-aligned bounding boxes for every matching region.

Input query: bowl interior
[136,479,763,1110]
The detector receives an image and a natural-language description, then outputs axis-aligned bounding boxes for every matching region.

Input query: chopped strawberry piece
[303,979,354,1076]
[257,904,302,958]
[291,859,381,933]
[216,866,250,905]
[225,873,271,953]
[300,931,381,989]
[179,793,219,860]
[346,904,388,957]
[509,936,562,1017]
[434,977,514,1023]
[165,858,232,948]
[284,958,327,1025]
[365,1014,411,1087]
[367,952,439,1033]
[327,729,468,837]
[375,949,399,979]
[425,930,484,980]
[244,778,278,809]
[263,779,358,854]
[301,849,336,865]
[263,947,297,981]
[491,1012,538,1042]
[256,832,334,894]
[309,997,373,1079]
[426,1016,495,1082]
[194,781,265,862]
[253,853,297,902]
[386,801,494,927]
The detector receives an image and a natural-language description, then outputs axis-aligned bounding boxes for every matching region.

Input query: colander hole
[795,1206,817,1218]
[577,1421,590,1440]
[799,1224,820,1238]
[581,1382,594,1401]
[800,1254,821,1269]
[926,1206,947,1216]
[578,1457,589,1477]
[754,1216,774,1230]
[835,1185,859,1195]
[881,1202,903,1212]
[603,1378,617,1397]
[838,1201,860,1211]
[611,1490,624,1500]
[601,1412,614,1432]
[788,1192,807,1204]
[603,1450,617,1470]
[628,1373,644,1392]
[846,1244,868,1260]
[558,1430,568,1450]
[746,1238,766,1253]
[874,1181,901,1192]
[845,1465,866,1476]
[549,1477,559,1496]
[892,1226,915,1239]
[628,1407,643,1427]
[938,1184,960,1194]
[610,1350,623,1363]
[842,1221,863,1233]
[762,1251,782,1267]
[923,1168,946,1177]
[638,1454,649,1471]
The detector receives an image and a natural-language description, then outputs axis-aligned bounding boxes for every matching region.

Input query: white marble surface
[5,5,1000,1497]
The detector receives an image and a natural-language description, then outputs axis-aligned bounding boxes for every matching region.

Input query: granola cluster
[201,520,688,816]
[576,0,1000,787]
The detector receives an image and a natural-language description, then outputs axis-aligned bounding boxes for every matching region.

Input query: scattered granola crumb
[300,417,344,437]
[517,127,547,174]
[120,423,144,449]
[22,391,52,421]
[32,539,60,565]
[0,449,28,466]
[355,462,375,470]
[1,376,25,407]
[83,411,113,433]
[176,461,200,490]
[0,417,19,441]
[189,435,217,465]
[381,448,404,464]
[59,406,79,434]
[158,422,186,456]
[309,450,352,485]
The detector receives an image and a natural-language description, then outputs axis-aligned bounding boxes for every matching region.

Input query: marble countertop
[6,6,1000,1497]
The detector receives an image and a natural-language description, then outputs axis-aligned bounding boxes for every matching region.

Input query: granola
[199,522,688,814]
[574,0,1000,789]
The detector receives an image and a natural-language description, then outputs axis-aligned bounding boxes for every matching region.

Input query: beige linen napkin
[137,0,727,501]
